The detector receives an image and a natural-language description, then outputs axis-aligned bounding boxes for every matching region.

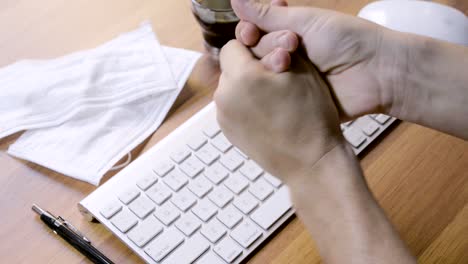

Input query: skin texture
[232,0,402,121]
[215,0,468,263]
[234,0,468,138]
[216,39,417,264]
[216,41,342,180]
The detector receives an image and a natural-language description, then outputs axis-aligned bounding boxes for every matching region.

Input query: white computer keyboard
[79,102,395,264]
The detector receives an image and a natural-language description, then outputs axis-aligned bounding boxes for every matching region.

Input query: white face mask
[0,23,176,139]
[4,24,201,185]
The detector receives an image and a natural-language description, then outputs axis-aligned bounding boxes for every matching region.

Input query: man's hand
[235,0,299,73]
[232,0,407,120]
[215,40,344,183]
[233,0,468,139]
[215,39,417,264]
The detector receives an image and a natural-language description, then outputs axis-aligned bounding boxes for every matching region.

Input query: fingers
[219,40,261,75]
[271,0,288,6]
[235,21,260,46]
[216,40,266,120]
[234,0,297,72]
[231,0,326,36]
[235,0,289,46]
[252,30,297,73]
[251,30,298,58]
[260,48,290,73]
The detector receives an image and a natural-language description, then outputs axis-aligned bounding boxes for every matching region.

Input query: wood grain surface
[0,1,467,263]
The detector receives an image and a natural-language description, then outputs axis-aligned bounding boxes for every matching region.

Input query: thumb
[231,0,326,36]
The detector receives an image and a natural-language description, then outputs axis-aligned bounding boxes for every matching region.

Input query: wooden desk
[1,1,467,263]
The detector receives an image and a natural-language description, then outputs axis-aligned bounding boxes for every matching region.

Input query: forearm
[383,31,468,139]
[287,142,416,264]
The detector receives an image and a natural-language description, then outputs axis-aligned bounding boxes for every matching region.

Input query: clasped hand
[214,0,407,182]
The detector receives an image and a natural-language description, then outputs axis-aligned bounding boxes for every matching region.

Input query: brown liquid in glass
[193,12,238,49]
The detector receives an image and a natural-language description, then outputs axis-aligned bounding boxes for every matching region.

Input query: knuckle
[257,4,271,20]
[236,62,264,84]
[235,22,243,41]
[224,39,239,50]
[282,31,299,50]
[219,39,239,59]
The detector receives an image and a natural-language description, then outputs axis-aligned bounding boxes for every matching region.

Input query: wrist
[374,29,463,124]
[372,28,414,117]
[288,141,372,225]
[286,140,366,199]
[260,123,347,188]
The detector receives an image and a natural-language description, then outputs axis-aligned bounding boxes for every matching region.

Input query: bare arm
[233,0,468,139]
[215,40,416,264]
[223,1,468,263]
[289,142,415,263]
[385,32,468,139]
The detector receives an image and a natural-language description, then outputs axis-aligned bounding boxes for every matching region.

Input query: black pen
[32,204,114,264]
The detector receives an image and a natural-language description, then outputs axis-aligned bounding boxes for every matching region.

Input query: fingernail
[279,34,293,50]
[240,29,248,43]
[273,49,284,65]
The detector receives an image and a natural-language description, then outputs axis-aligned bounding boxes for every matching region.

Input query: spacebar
[250,186,292,230]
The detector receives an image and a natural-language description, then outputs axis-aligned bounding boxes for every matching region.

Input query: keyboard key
[146,182,172,205]
[136,172,158,190]
[346,120,355,126]
[358,116,380,136]
[224,172,249,194]
[235,147,248,159]
[128,195,155,219]
[249,178,274,201]
[187,132,208,150]
[251,187,292,230]
[196,250,226,264]
[204,162,229,184]
[188,175,213,198]
[154,202,180,226]
[201,218,227,243]
[196,144,220,165]
[171,189,197,212]
[211,133,232,153]
[233,192,258,214]
[239,160,263,181]
[374,114,391,124]
[127,215,163,247]
[362,123,379,136]
[111,208,138,233]
[153,159,174,177]
[219,149,244,172]
[343,127,366,148]
[213,237,242,263]
[170,146,191,164]
[192,199,218,221]
[230,219,262,248]
[118,187,140,205]
[100,200,122,219]
[203,122,221,138]
[175,212,201,236]
[263,173,282,188]
[208,186,233,208]
[164,233,210,264]
[164,169,188,191]
[217,205,242,229]
[144,227,184,262]
[179,156,205,178]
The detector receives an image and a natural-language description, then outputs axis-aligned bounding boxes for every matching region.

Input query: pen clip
[58,216,92,244]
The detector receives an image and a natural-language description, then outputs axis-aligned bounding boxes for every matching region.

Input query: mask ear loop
[109,153,132,171]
